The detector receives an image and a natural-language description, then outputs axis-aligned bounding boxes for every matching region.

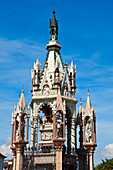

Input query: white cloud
[0,137,13,159]
[97,143,113,157]
[0,38,46,63]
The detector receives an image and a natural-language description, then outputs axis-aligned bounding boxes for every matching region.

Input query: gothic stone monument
[10,10,97,170]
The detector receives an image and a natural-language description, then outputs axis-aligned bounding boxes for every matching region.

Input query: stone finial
[36,57,39,64]
[79,98,82,114]
[18,89,26,110]
[52,9,56,24]
[71,58,74,67]
[85,90,92,113]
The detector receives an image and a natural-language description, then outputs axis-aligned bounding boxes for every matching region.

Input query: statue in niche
[16,119,25,140]
[43,85,49,95]
[55,72,59,82]
[42,116,47,128]
[64,86,68,96]
[85,121,92,143]
[56,114,63,138]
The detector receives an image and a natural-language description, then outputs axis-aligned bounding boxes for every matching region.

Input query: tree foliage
[95,158,113,170]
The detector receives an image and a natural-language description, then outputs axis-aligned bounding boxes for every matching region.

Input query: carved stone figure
[42,116,46,128]
[64,86,68,96]
[55,72,59,82]
[41,132,52,141]
[86,121,92,143]
[43,85,49,95]
[56,115,62,138]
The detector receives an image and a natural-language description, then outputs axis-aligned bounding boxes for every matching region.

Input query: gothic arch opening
[36,103,53,152]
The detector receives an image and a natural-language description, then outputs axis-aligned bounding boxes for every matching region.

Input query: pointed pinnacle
[85,90,92,112]
[36,57,39,64]
[52,9,56,23]
[79,98,82,114]
[18,90,26,110]
[71,58,74,67]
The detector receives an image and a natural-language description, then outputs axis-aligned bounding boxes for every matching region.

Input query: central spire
[52,10,56,24]
[46,10,61,51]
[49,10,58,41]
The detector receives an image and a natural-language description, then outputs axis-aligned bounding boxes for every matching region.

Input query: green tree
[95,158,113,170]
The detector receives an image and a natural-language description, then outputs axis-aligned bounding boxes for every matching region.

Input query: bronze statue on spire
[49,10,58,41]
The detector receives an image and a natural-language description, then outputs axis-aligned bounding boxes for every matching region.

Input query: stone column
[11,123,14,147]
[31,123,34,147]
[19,114,22,140]
[53,113,56,139]
[67,119,71,153]
[63,114,65,139]
[14,117,17,141]
[31,116,38,148]
[75,125,77,149]
[70,105,76,150]
[83,119,85,143]
[26,116,29,141]
[91,119,94,142]
[34,125,38,148]
[13,151,16,170]
[71,118,76,149]
[30,111,34,147]
[89,149,94,170]
[79,126,83,148]
[56,145,63,170]
[71,114,76,149]
[16,147,23,170]
[94,121,96,144]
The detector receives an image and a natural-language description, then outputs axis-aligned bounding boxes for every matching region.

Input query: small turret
[68,59,76,90]
[10,89,30,170]
[31,58,41,92]
[81,90,97,170]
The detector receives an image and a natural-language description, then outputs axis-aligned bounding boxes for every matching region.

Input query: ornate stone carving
[55,72,59,82]
[56,114,63,138]
[63,86,68,96]
[86,121,92,143]
[41,132,53,141]
[43,85,49,95]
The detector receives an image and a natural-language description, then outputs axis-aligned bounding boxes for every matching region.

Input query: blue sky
[0,0,113,166]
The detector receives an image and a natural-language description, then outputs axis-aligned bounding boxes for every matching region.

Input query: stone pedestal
[13,151,16,170]
[56,145,63,170]
[16,147,23,170]
[53,138,65,170]
[88,149,94,170]
[84,145,96,170]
